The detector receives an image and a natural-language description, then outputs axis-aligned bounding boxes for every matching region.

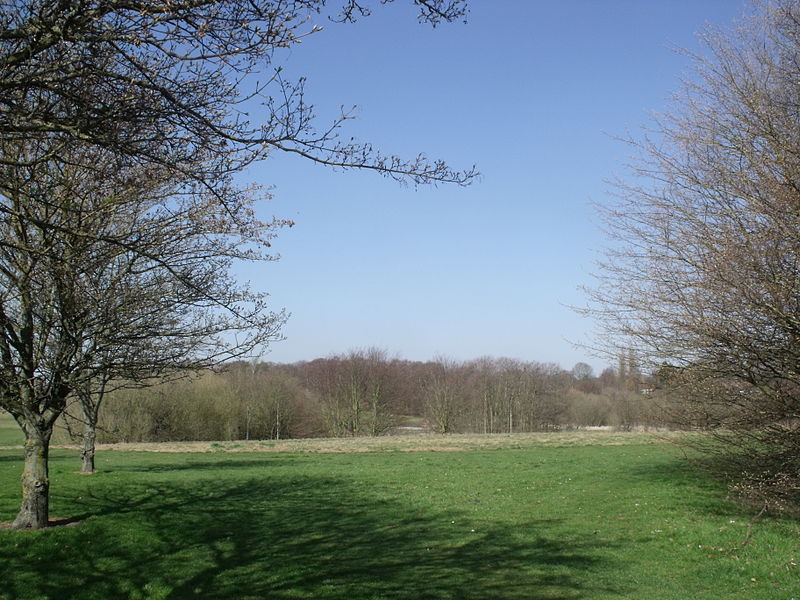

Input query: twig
[740,502,768,548]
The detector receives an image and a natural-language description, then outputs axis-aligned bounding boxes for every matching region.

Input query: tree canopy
[0,0,474,184]
[0,0,474,528]
[586,0,800,510]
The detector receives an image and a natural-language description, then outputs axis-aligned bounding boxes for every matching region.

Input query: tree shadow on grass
[99,455,291,473]
[0,460,625,600]
[625,454,722,489]
[620,451,786,520]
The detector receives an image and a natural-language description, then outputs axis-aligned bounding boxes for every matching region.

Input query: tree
[0,1,474,185]
[1,1,474,529]
[71,363,110,475]
[423,357,463,433]
[67,170,287,473]
[302,349,395,437]
[0,138,284,527]
[585,0,800,509]
[571,362,594,381]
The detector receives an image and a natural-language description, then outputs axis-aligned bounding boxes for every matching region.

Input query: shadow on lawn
[0,459,622,600]
[624,450,753,516]
[100,456,290,473]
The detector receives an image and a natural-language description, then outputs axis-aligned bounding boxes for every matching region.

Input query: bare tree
[70,367,110,475]
[0,1,474,185]
[0,139,285,528]
[571,362,594,382]
[584,0,800,508]
[303,348,395,437]
[0,0,475,530]
[423,357,464,434]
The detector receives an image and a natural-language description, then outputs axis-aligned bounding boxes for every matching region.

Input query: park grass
[0,432,798,599]
[0,410,21,447]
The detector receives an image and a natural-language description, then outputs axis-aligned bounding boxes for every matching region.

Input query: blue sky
[241,0,748,372]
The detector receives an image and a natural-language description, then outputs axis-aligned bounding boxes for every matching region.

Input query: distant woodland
[54,349,670,443]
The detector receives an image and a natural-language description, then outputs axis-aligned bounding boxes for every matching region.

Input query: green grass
[0,438,798,599]
[0,411,22,447]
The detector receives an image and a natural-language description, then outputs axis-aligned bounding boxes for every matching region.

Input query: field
[0,412,21,447]
[0,417,798,599]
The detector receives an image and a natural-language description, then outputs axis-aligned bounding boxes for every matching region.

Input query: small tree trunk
[80,425,96,474]
[80,394,101,474]
[13,425,52,529]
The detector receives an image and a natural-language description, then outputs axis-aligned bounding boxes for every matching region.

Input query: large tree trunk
[12,424,52,529]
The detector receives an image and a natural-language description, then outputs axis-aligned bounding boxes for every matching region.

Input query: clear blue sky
[239,0,748,373]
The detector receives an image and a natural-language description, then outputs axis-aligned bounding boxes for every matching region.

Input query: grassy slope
[0,437,798,599]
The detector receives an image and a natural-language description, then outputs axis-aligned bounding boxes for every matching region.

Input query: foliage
[78,355,664,445]
[0,137,286,526]
[84,369,321,443]
[585,0,800,508]
[299,348,396,437]
[0,0,475,528]
[0,439,797,599]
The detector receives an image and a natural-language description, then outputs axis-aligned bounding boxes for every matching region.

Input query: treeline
[62,350,665,443]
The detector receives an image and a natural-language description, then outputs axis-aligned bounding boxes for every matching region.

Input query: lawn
[0,410,21,447]
[0,431,798,599]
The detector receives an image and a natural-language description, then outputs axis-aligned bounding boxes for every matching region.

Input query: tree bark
[80,425,96,474]
[12,424,52,529]
[79,383,104,474]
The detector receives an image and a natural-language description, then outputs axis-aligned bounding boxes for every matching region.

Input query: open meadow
[0,412,21,447]
[0,415,798,599]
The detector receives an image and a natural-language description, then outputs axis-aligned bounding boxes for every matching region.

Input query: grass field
[0,410,21,447]
[0,421,798,599]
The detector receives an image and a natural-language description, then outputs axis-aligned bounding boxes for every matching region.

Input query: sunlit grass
[0,432,798,599]
[0,411,21,447]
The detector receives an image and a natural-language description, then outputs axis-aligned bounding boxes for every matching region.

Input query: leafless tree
[422,357,465,433]
[0,139,285,528]
[584,0,800,508]
[571,362,594,382]
[0,0,474,186]
[303,348,395,437]
[0,0,474,529]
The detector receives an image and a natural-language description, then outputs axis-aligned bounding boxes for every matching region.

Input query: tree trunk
[80,394,101,474]
[80,425,96,474]
[12,425,52,529]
